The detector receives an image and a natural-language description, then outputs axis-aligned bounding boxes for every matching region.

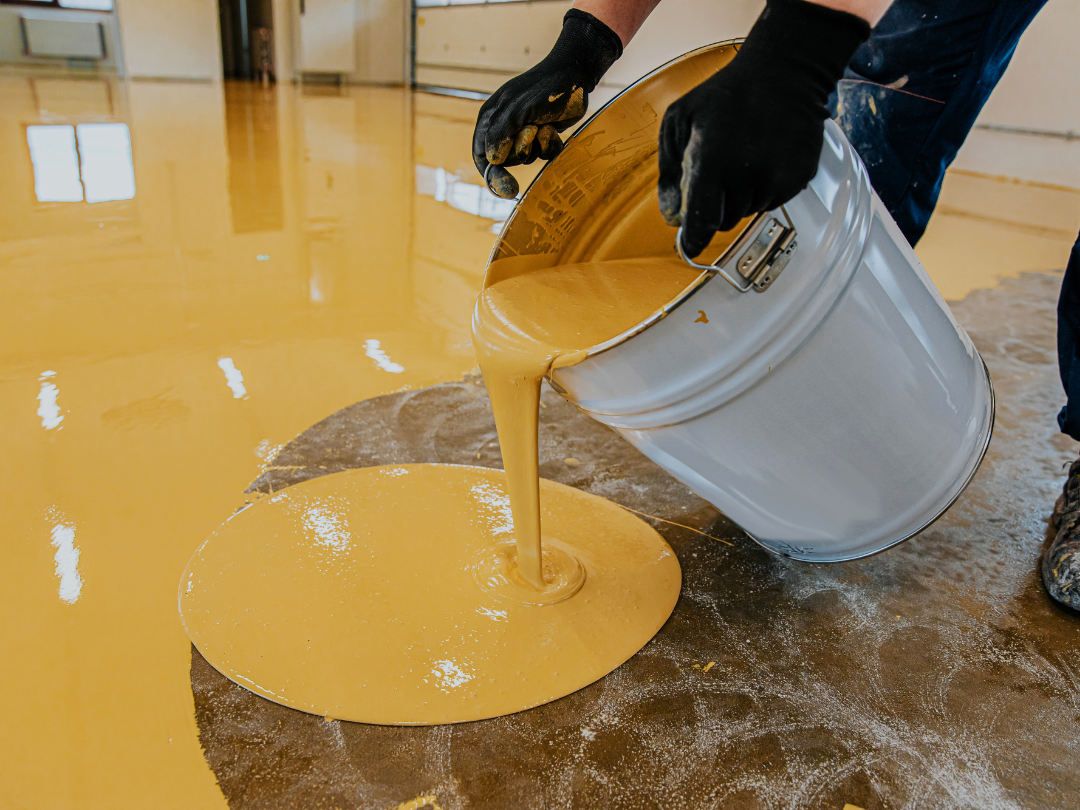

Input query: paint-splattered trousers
[831,0,1080,441]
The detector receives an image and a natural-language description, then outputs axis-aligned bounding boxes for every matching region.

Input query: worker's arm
[660,0,892,256]
[472,0,892,202]
[570,0,663,48]
[571,0,891,44]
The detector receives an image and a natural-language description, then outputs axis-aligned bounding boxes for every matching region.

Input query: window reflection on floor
[26,124,83,202]
[415,164,516,233]
[25,121,134,204]
[76,123,135,202]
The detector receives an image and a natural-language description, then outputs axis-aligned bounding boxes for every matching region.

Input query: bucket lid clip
[676,207,797,293]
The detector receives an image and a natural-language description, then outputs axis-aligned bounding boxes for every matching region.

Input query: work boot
[1043,457,1080,611]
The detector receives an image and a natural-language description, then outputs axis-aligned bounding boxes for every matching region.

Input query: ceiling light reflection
[217,357,248,399]
[37,370,64,429]
[46,508,83,604]
[364,339,404,374]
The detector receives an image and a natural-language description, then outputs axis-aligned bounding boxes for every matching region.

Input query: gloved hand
[658,0,870,257]
[472,9,623,199]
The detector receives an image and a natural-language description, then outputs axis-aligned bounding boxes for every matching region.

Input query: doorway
[219,0,275,82]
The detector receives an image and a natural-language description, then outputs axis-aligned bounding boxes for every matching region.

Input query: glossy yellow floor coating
[0,71,1075,809]
[0,77,503,809]
[917,169,1080,300]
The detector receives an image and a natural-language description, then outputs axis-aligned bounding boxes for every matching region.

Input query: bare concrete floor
[191,271,1080,810]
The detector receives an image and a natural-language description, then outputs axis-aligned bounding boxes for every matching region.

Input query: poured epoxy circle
[179,464,681,725]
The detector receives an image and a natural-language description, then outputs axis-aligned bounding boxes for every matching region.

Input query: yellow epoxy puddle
[179,464,680,724]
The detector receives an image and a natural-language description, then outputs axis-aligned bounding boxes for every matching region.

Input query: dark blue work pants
[832,0,1080,442]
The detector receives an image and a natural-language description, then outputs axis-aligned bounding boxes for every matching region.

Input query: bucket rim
[566,210,778,364]
[486,38,745,260]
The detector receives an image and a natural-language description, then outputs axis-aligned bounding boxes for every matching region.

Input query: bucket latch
[676,208,797,293]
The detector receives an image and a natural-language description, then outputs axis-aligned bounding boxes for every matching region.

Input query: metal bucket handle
[676,206,798,293]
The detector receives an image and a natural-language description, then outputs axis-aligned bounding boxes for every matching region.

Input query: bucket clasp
[676,207,797,293]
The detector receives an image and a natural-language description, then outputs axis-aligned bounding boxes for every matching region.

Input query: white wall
[353,0,407,83]
[103,0,1080,108]
[414,0,762,94]
[609,0,762,87]
[416,2,566,78]
[976,0,1080,135]
[272,0,295,80]
[415,0,1077,134]
[416,0,1079,188]
[116,0,221,80]
[94,0,405,84]
[274,0,407,84]
[948,0,1080,189]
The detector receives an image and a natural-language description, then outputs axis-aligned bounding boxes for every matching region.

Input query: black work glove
[472,9,622,199]
[659,0,870,257]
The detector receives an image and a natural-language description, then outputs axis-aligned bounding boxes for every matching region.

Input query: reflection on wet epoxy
[415,164,516,232]
[75,123,136,203]
[0,78,498,809]
[27,125,83,202]
[217,357,248,399]
[25,122,135,204]
[37,370,64,429]
[364,339,405,374]
[47,508,82,604]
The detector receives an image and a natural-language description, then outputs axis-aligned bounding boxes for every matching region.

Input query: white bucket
[485,43,994,562]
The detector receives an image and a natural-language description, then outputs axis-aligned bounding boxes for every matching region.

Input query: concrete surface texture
[193,271,1079,810]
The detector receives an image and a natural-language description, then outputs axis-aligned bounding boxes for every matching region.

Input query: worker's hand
[658,0,870,258]
[473,9,622,199]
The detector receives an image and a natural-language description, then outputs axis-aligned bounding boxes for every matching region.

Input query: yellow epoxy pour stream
[1,71,1074,806]
[473,257,701,589]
